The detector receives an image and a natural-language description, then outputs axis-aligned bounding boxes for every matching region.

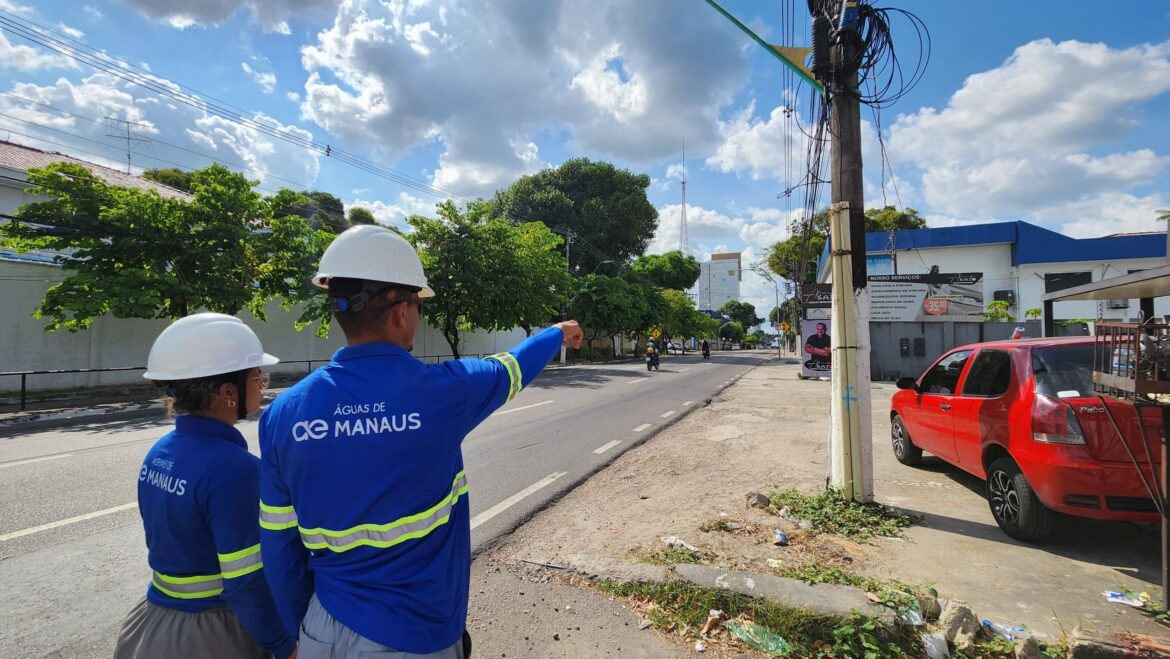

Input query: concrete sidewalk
[468,357,1168,656]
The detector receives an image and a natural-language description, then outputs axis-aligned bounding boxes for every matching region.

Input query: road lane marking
[470,471,566,530]
[682,401,694,406]
[0,454,73,469]
[679,368,690,372]
[628,378,648,384]
[593,440,621,455]
[494,400,554,416]
[661,410,675,418]
[0,502,137,543]
[633,423,652,432]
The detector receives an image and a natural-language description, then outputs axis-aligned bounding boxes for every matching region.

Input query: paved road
[0,349,773,658]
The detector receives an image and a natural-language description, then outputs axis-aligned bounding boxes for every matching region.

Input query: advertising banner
[869,273,983,321]
[801,318,832,378]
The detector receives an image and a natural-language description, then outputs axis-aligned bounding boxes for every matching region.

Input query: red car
[891,336,1160,541]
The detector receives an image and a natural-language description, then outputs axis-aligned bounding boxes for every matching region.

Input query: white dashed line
[494,400,554,416]
[679,368,690,372]
[0,502,137,543]
[628,378,648,384]
[470,472,566,530]
[593,440,621,455]
[0,454,73,469]
[661,410,675,418]
[682,401,694,406]
[633,423,652,432]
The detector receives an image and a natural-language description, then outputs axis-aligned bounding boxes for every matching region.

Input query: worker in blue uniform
[259,225,584,659]
[114,313,296,659]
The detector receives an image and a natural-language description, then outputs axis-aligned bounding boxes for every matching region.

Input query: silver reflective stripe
[299,472,469,553]
[260,503,298,531]
[218,544,263,579]
[152,571,224,599]
[488,353,522,403]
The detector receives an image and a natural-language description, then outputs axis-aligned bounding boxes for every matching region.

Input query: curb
[0,400,166,429]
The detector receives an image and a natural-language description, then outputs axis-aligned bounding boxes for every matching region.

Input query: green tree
[306,191,349,233]
[490,158,658,273]
[142,167,194,193]
[719,321,745,346]
[409,201,564,357]
[348,206,377,226]
[863,206,927,233]
[630,251,701,290]
[2,163,319,331]
[719,300,763,330]
[1157,209,1170,222]
[504,221,572,335]
[569,274,641,346]
[983,300,1014,323]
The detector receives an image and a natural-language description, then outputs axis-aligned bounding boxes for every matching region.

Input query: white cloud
[350,192,436,230]
[0,0,33,17]
[120,0,339,32]
[707,101,814,183]
[887,38,1170,233]
[0,72,320,188]
[286,91,301,102]
[82,5,105,20]
[241,62,278,94]
[57,23,85,39]
[0,31,78,71]
[298,0,748,197]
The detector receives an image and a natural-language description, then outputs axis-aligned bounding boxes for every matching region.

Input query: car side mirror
[895,377,920,392]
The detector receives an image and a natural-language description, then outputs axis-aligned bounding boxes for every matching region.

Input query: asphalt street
[0,349,772,658]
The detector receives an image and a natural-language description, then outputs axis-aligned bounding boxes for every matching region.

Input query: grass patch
[770,487,920,542]
[779,564,926,613]
[596,579,921,657]
[637,546,708,565]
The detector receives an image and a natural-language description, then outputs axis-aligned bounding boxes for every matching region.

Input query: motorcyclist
[701,339,710,359]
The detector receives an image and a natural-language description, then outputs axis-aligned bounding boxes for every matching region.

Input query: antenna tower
[679,140,689,254]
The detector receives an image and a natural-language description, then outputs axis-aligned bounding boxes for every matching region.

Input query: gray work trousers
[298,594,468,659]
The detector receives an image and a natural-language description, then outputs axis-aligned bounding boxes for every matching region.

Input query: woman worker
[114,313,296,659]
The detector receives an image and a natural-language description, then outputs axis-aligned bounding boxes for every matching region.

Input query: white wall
[887,242,1018,311]
[695,259,741,311]
[1020,257,1170,322]
[0,258,530,393]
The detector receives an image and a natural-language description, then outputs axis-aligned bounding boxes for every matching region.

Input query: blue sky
[2,0,1168,314]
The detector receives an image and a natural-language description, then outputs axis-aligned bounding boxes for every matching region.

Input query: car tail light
[1032,394,1086,445]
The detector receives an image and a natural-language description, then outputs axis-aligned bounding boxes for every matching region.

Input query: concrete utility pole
[826,1,874,503]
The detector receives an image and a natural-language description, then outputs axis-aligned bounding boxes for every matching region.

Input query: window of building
[961,350,1012,397]
[1044,271,1091,294]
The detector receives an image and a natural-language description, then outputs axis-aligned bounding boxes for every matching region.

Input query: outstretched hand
[555,320,584,349]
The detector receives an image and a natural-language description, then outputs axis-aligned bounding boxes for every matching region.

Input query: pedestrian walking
[258,225,583,659]
[114,313,296,659]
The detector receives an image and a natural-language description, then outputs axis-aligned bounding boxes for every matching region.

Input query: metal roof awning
[1043,264,1170,303]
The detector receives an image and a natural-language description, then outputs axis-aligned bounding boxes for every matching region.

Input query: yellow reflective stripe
[260,501,298,530]
[152,571,223,599]
[218,543,263,579]
[299,472,468,553]
[488,353,522,403]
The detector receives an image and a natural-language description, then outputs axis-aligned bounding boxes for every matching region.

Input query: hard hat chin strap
[236,371,247,421]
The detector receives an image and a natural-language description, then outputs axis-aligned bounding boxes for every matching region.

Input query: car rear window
[1032,345,1093,398]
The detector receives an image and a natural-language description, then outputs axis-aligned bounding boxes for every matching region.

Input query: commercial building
[695,252,742,312]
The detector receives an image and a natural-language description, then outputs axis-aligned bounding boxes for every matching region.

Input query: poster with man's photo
[801,319,832,378]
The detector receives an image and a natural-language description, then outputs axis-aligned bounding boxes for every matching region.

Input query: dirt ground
[468,354,1169,657]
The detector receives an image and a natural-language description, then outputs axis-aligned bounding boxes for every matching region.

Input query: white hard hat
[143,313,279,381]
[312,224,435,298]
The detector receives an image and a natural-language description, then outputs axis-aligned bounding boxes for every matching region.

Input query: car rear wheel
[890,415,923,466]
[987,457,1054,542]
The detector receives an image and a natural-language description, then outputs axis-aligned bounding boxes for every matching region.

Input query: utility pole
[104,117,152,174]
[824,1,873,503]
[680,140,689,254]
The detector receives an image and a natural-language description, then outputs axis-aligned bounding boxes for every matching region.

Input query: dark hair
[330,278,418,335]
[157,369,246,415]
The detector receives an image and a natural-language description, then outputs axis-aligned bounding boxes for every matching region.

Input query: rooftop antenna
[104,117,152,174]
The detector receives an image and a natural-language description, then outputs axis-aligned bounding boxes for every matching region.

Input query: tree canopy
[767,206,927,283]
[3,163,322,331]
[719,300,763,330]
[142,167,194,193]
[489,158,658,274]
[630,250,701,290]
[348,206,377,226]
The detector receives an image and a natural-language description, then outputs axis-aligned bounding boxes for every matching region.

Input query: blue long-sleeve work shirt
[137,415,296,658]
[259,326,564,653]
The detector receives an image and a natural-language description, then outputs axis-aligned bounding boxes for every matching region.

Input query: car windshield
[1032,345,1093,398]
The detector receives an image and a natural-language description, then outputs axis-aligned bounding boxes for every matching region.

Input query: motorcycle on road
[645,349,660,371]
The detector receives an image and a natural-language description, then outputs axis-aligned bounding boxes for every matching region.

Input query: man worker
[803,322,831,371]
[258,225,584,658]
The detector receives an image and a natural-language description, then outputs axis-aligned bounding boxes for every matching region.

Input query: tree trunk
[521,323,532,337]
[444,317,461,359]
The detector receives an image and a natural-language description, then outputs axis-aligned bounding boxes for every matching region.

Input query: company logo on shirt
[292,401,423,441]
[140,463,187,496]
